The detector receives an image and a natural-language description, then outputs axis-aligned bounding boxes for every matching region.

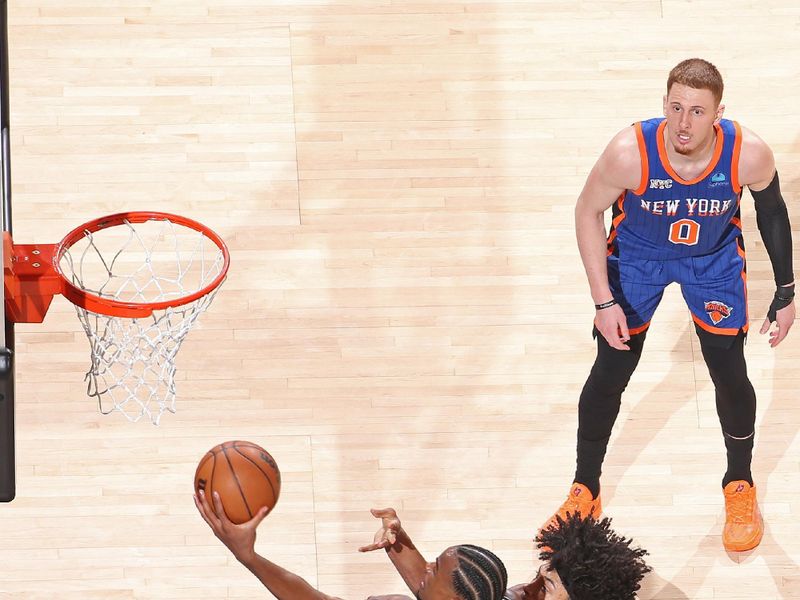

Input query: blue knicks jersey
[607,117,743,260]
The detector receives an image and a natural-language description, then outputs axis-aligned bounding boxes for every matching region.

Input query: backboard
[0,0,16,503]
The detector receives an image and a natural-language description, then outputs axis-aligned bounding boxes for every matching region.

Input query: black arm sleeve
[751,171,794,286]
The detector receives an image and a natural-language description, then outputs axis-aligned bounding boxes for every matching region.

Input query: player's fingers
[358,541,388,553]
[197,489,213,516]
[370,507,397,519]
[372,507,395,515]
[595,315,629,351]
[759,316,771,335]
[602,331,628,351]
[193,494,212,525]
[249,505,269,528]
[771,322,789,346]
[618,319,630,343]
[614,326,631,350]
[212,492,232,525]
[197,491,221,528]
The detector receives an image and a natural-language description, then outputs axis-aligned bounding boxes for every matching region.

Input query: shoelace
[726,491,753,523]
[561,488,594,517]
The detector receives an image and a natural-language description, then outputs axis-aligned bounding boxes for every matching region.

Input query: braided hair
[451,544,508,600]
[536,513,651,600]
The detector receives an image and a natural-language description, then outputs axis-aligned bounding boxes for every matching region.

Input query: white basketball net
[58,217,227,425]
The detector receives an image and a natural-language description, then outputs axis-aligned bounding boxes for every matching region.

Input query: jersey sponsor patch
[709,171,729,188]
[704,300,733,324]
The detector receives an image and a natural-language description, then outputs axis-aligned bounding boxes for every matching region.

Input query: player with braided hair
[195,491,509,599]
[451,544,509,600]
[360,509,510,600]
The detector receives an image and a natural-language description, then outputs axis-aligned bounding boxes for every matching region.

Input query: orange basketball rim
[3,211,230,424]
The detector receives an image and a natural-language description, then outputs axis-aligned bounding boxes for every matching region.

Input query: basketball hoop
[3,212,230,424]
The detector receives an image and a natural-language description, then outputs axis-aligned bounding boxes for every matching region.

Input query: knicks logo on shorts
[704,300,733,325]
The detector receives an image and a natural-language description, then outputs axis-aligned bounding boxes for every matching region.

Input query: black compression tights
[699,332,756,487]
[575,329,756,497]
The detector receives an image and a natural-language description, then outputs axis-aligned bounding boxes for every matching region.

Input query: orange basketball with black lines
[194,441,281,524]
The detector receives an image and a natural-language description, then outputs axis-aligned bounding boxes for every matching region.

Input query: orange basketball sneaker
[722,480,763,552]
[541,483,602,532]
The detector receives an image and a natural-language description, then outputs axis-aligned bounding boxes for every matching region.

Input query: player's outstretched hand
[760,301,795,348]
[595,303,630,351]
[194,489,268,564]
[358,508,402,552]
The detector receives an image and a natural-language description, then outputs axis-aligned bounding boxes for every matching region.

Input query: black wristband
[775,284,795,302]
[767,284,795,323]
[595,299,617,310]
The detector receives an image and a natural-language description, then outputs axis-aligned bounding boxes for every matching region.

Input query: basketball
[194,441,281,524]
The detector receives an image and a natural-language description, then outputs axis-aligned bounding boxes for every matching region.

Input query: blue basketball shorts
[607,239,748,336]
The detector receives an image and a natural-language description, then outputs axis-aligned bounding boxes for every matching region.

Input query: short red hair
[667,58,724,106]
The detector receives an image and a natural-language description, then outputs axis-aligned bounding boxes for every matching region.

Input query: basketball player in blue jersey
[544,58,795,552]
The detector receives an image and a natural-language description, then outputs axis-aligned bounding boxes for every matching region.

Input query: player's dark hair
[536,513,651,600]
[667,58,724,105]
[451,544,508,600]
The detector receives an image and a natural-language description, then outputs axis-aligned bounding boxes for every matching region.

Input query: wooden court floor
[1,1,799,598]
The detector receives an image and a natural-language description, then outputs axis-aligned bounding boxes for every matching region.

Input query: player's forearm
[238,552,337,600]
[575,203,613,303]
[383,528,428,594]
[753,171,794,286]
